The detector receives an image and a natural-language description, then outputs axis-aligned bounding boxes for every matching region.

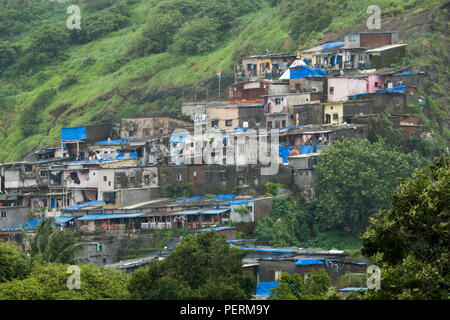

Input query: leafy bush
[171,18,220,55]
[58,74,78,91]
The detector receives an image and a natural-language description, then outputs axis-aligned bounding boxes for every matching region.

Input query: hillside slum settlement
[0,31,429,296]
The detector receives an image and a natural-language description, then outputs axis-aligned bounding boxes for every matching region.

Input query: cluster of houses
[0,31,426,238]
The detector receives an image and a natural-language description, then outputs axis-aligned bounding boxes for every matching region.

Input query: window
[295,83,301,91]
[24,165,32,173]
[225,119,233,127]
[282,120,286,127]
[103,176,107,182]
[177,173,182,182]
[275,98,281,104]
[104,192,116,204]
[130,176,135,184]
[1,212,6,218]
[329,87,334,94]
[159,128,164,134]
[375,82,379,88]
[268,121,272,128]
[302,112,307,119]
[40,171,48,177]
[395,98,401,106]
[205,171,211,179]
[349,34,357,42]
[333,113,339,120]
[211,120,218,128]
[222,171,227,180]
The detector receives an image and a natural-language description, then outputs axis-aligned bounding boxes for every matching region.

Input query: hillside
[0,0,448,162]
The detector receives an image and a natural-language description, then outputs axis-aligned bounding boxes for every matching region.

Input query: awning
[180,210,203,215]
[200,209,231,215]
[54,216,76,223]
[77,213,146,221]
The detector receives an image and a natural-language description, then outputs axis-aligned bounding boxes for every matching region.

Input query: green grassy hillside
[0,0,448,162]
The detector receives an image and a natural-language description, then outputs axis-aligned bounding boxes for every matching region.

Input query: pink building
[327,77,367,102]
[365,75,386,93]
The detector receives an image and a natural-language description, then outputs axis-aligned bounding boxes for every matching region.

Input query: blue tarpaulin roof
[201,209,231,215]
[116,152,138,160]
[339,287,369,292]
[198,226,237,232]
[396,70,422,76]
[296,258,325,265]
[290,66,327,79]
[236,247,294,254]
[376,85,406,94]
[61,127,87,141]
[256,282,279,296]
[63,200,103,211]
[54,216,76,223]
[180,210,203,215]
[77,213,145,221]
[222,200,249,205]
[211,194,236,201]
[6,219,44,230]
[170,196,205,204]
[321,41,345,51]
[95,138,135,145]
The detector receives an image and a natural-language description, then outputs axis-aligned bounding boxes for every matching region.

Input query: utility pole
[217,70,221,101]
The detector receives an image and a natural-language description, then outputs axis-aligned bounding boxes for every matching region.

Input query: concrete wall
[121,117,192,139]
[86,124,111,143]
[0,207,32,229]
[327,78,367,102]
[366,75,386,93]
[238,106,266,129]
[259,260,296,282]
[291,103,323,126]
[324,103,344,124]
[206,107,239,130]
[118,187,160,208]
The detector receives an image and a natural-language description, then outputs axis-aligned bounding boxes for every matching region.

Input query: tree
[309,138,429,234]
[24,24,68,67]
[269,269,338,300]
[0,242,29,283]
[128,231,256,299]
[0,262,129,300]
[23,218,82,264]
[358,156,449,299]
[171,18,220,55]
[0,40,20,72]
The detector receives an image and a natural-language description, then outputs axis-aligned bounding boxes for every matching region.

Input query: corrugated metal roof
[77,213,145,221]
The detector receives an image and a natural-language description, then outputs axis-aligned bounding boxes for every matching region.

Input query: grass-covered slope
[0,0,447,162]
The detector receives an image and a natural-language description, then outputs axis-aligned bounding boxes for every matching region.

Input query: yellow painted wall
[323,103,343,124]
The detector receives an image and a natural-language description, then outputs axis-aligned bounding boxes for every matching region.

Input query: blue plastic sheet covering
[180,210,203,215]
[221,200,249,205]
[54,216,76,224]
[211,194,236,201]
[198,226,237,232]
[201,209,231,215]
[321,41,344,51]
[296,258,325,265]
[353,93,371,99]
[95,138,135,145]
[290,66,327,79]
[6,219,44,230]
[339,287,369,292]
[61,127,87,141]
[116,152,138,160]
[301,145,313,154]
[77,213,145,221]
[170,196,205,204]
[396,71,420,76]
[376,85,406,94]
[237,247,294,254]
[279,145,291,163]
[256,282,279,296]
[62,200,103,211]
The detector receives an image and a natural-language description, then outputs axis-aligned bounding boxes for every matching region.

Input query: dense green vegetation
[356,156,449,299]
[0,0,447,162]
[269,269,339,300]
[254,138,430,249]
[127,231,256,299]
